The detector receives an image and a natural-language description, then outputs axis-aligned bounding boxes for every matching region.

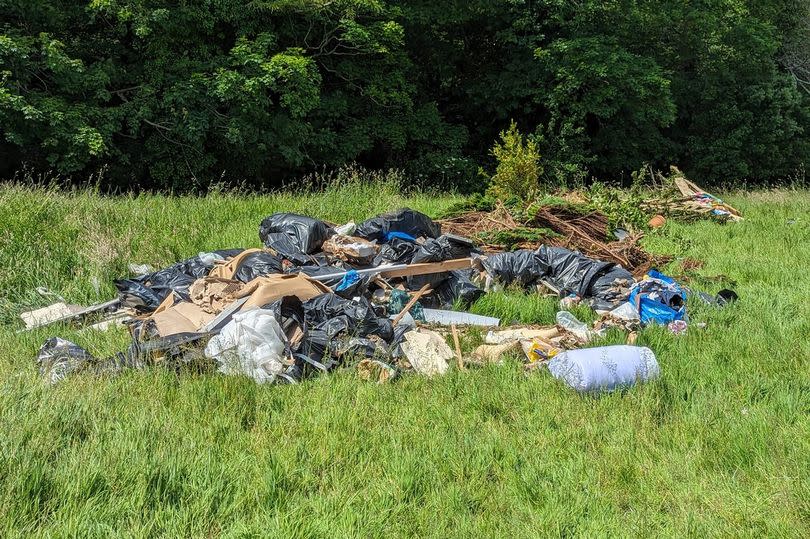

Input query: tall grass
[0,186,808,537]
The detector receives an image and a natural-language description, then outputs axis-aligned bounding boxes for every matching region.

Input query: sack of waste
[259,213,332,259]
[547,345,659,393]
[204,308,289,383]
[354,208,441,242]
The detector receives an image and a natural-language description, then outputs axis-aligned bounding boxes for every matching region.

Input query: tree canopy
[1,1,808,190]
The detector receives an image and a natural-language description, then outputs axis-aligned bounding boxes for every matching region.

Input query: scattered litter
[644,166,743,222]
[128,263,155,275]
[555,311,596,343]
[259,213,331,257]
[335,221,356,235]
[37,337,97,385]
[355,208,441,242]
[628,270,686,325]
[648,214,666,228]
[82,313,130,333]
[485,327,559,344]
[30,202,706,391]
[668,320,688,335]
[189,277,245,314]
[547,345,660,393]
[716,288,739,306]
[322,235,378,264]
[388,289,426,322]
[522,338,560,363]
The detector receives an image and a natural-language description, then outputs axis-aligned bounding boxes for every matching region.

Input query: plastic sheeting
[433,269,484,308]
[482,246,632,308]
[232,251,284,282]
[37,337,96,385]
[407,234,476,290]
[354,208,441,242]
[534,246,632,301]
[373,237,418,266]
[302,294,394,343]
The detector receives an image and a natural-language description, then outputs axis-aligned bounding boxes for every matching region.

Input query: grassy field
[0,182,808,537]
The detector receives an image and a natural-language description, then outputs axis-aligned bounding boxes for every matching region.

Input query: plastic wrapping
[302,294,394,343]
[628,270,686,325]
[555,311,595,342]
[354,208,441,242]
[36,337,96,385]
[547,345,660,393]
[388,289,426,321]
[373,237,418,266]
[259,213,331,257]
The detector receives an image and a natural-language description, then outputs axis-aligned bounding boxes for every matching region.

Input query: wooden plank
[379,258,473,279]
[19,298,120,332]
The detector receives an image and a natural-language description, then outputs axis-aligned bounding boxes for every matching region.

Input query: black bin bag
[482,250,549,289]
[259,213,331,255]
[354,208,441,241]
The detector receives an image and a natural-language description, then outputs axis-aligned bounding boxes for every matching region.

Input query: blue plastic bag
[335,269,360,292]
[628,270,686,325]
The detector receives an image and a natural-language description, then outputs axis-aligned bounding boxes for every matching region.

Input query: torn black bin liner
[534,246,632,306]
[37,337,99,385]
[302,294,394,343]
[482,250,550,288]
[373,237,418,266]
[37,332,210,384]
[115,249,243,311]
[355,208,441,242]
[407,234,476,290]
[433,269,485,308]
[259,213,331,259]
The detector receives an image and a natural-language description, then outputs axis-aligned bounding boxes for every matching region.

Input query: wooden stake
[451,324,464,370]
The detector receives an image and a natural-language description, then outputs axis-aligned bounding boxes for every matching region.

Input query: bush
[487,122,542,200]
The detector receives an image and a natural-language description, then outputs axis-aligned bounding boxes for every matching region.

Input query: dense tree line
[1,1,808,191]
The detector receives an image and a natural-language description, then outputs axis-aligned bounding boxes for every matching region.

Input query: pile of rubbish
[643,166,743,222]
[27,201,737,393]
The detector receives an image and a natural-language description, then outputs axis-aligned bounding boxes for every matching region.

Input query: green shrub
[487,121,542,201]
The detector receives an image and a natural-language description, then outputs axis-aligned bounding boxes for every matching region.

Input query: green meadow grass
[0,183,808,537]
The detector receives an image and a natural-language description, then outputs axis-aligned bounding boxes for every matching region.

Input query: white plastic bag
[547,345,659,393]
[204,308,288,383]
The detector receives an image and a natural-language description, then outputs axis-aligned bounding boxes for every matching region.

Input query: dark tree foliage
[1,0,808,190]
